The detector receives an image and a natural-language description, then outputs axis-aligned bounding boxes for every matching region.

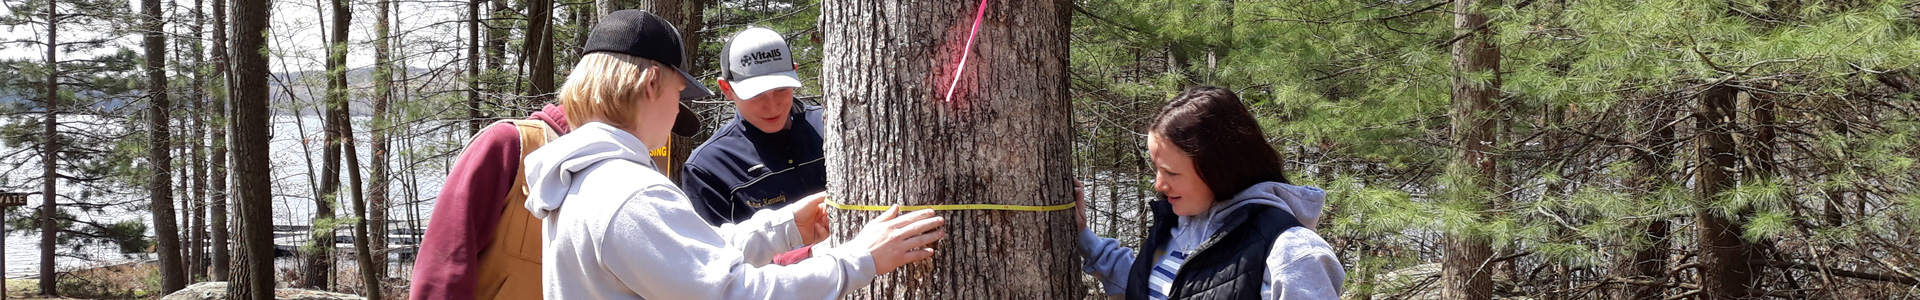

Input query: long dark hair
[1149,86,1290,201]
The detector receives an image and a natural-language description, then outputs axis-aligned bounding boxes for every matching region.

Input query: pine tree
[207,0,232,281]
[227,0,276,294]
[144,0,188,290]
[819,0,1083,298]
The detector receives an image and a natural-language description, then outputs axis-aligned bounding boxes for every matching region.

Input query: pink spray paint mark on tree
[942,0,989,103]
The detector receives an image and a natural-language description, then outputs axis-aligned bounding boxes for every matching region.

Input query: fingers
[869,205,902,224]
[900,248,936,263]
[816,203,832,226]
[799,193,827,206]
[887,209,938,229]
[900,229,946,249]
[892,215,946,240]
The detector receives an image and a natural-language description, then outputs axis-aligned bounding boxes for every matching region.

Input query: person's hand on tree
[838,205,946,275]
[1075,179,1087,230]
[785,193,832,245]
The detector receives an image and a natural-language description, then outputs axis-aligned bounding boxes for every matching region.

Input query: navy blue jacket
[681,103,828,226]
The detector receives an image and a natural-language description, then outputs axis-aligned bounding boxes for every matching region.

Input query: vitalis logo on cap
[739,48,785,68]
[721,27,803,101]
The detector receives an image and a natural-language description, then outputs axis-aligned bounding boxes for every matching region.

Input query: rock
[162,282,367,300]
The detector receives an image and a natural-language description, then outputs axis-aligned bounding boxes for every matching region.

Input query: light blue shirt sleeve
[1078,228,1136,295]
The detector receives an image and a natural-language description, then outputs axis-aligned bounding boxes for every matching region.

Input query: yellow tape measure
[824,198,1075,212]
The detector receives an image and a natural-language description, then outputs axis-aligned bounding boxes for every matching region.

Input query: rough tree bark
[819,0,1082,298]
[227,0,276,295]
[525,0,556,104]
[1695,85,1755,299]
[146,0,189,291]
[208,0,232,281]
[1443,0,1500,299]
[634,0,696,181]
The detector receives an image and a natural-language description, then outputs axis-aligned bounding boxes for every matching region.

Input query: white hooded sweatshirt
[522,122,875,300]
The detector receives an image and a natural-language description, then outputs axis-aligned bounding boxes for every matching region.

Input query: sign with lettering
[0,192,27,207]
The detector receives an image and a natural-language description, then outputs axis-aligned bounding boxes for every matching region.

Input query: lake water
[1,115,467,278]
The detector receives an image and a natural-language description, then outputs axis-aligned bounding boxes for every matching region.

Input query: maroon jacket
[409,104,571,300]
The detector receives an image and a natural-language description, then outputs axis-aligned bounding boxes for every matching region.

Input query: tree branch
[1071,2,1150,36]
[1752,259,1920,285]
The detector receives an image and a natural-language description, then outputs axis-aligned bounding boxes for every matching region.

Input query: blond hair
[560,52,666,130]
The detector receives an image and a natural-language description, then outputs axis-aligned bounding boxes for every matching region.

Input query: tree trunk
[1694,85,1754,299]
[177,121,193,278]
[1443,0,1500,300]
[679,0,706,72]
[308,0,352,288]
[486,0,508,99]
[637,0,694,181]
[227,0,276,295]
[467,0,484,134]
[370,0,395,291]
[1612,99,1676,300]
[189,0,211,281]
[209,0,233,281]
[39,0,59,294]
[146,0,189,291]
[525,0,556,104]
[346,123,380,300]
[819,0,1081,298]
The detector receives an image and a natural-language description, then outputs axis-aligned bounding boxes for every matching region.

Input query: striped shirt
[1147,250,1190,300]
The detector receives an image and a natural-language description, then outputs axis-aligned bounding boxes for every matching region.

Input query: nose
[1152,173,1169,193]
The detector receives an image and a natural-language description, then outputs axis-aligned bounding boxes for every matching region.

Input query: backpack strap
[500,119,558,156]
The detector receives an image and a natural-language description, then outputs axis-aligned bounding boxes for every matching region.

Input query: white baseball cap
[720,27,803,101]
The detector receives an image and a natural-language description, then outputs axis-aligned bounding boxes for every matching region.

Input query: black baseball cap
[584,9,710,137]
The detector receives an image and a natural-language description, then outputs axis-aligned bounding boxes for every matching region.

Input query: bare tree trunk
[680,0,707,71]
[308,0,352,288]
[189,0,211,280]
[467,0,484,134]
[347,124,380,300]
[147,0,189,291]
[370,0,395,290]
[525,0,556,104]
[636,0,694,181]
[227,0,276,295]
[38,0,59,294]
[820,0,1082,298]
[1694,85,1754,299]
[209,0,233,281]
[1443,0,1500,299]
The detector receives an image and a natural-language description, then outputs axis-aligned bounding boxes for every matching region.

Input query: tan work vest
[473,119,555,300]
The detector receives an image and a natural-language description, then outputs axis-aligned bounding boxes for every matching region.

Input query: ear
[639,65,662,83]
[716,79,737,101]
[637,65,664,91]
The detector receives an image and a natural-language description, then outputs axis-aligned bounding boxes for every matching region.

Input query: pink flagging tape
[942,0,989,103]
